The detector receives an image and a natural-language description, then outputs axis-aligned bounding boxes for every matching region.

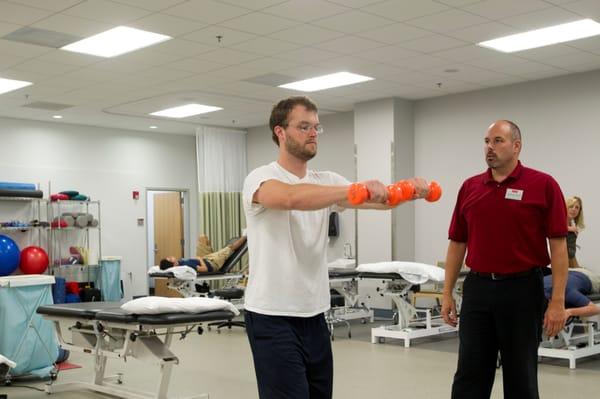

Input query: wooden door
[153,192,183,265]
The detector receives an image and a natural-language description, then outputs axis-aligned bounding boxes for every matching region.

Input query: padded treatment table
[357,271,459,347]
[37,302,235,399]
[327,269,374,340]
[538,293,600,369]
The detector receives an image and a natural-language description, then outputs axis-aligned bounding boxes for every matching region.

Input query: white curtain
[196,126,247,193]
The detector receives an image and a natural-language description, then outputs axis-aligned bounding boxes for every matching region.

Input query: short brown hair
[269,96,318,146]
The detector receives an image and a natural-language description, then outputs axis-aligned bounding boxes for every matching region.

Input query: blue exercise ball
[0,235,20,276]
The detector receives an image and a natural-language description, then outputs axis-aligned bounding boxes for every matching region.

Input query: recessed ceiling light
[150,104,223,118]
[52,115,63,119]
[0,77,32,95]
[478,19,600,53]
[279,72,374,92]
[149,125,157,129]
[61,26,171,58]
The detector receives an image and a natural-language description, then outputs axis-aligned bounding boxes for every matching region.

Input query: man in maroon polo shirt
[441,120,568,399]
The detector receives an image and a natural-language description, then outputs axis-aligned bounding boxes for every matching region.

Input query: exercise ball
[19,246,49,274]
[0,235,20,276]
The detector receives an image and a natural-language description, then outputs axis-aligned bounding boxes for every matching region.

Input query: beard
[285,132,317,161]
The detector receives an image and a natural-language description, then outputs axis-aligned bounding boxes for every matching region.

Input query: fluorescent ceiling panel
[62,26,171,58]
[0,78,32,95]
[479,19,600,53]
[279,72,374,92]
[150,103,222,118]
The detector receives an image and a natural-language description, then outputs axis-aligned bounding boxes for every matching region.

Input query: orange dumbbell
[347,183,407,206]
[347,183,369,205]
[425,180,442,202]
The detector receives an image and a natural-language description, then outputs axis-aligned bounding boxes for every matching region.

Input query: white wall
[414,69,600,272]
[0,117,198,298]
[246,111,356,261]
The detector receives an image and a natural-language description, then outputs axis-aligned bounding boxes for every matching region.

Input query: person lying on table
[159,236,246,273]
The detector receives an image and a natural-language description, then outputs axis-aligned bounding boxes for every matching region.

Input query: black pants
[245,311,333,399]
[452,269,545,399]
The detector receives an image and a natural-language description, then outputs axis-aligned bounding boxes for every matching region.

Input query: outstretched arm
[566,302,600,318]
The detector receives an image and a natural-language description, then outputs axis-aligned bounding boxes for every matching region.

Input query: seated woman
[543,266,600,317]
[159,236,246,273]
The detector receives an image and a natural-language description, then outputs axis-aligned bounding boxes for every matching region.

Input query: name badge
[505,188,523,201]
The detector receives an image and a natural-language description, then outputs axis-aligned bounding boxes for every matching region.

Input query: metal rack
[0,196,47,250]
[47,200,102,283]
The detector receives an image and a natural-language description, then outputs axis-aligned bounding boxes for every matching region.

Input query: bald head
[489,120,521,142]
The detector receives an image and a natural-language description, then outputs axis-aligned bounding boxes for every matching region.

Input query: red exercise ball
[19,246,49,274]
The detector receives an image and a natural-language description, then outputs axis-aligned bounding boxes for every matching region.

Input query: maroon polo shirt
[448,161,567,274]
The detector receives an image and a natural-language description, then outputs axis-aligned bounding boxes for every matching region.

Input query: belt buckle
[491,273,499,280]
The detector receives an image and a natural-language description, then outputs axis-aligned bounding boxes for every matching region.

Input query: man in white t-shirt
[242,96,430,399]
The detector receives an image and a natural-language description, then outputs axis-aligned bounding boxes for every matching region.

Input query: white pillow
[121,296,239,316]
[357,261,445,284]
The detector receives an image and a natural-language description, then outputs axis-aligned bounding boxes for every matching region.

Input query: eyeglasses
[292,123,323,135]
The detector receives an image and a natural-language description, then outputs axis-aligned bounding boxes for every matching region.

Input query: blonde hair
[566,196,585,229]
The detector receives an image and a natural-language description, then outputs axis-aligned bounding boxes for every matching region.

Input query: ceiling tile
[110,0,188,12]
[62,0,153,24]
[463,0,551,20]
[0,2,54,25]
[315,35,387,54]
[128,13,206,37]
[268,25,344,46]
[517,68,570,80]
[167,57,227,73]
[542,51,600,69]
[356,45,423,64]
[275,47,340,63]
[388,54,451,70]
[362,0,449,22]
[325,0,384,8]
[163,0,251,24]
[0,53,27,70]
[568,35,600,51]
[220,12,300,35]
[312,10,395,33]
[500,7,582,30]
[407,9,489,33]
[561,0,600,18]
[0,38,53,57]
[263,0,349,22]
[421,63,513,83]
[183,26,256,46]
[398,34,467,53]
[515,44,582,61]
[8,0,83,11]
[31,14,111,37]
[356,23,432,45]
[479,60,568,75]
[239,57,301,73]
[8,58,80,76]
[465,54,538,70]
[433,44,501,61]
[0,21,22,37]
[36,49,103,66]
[200,48,263,65]
[94,48,186,69]
[151,38,215,57]
[218,0,287,10]
[231,37,300,56]
[434,0,483,6]
[445,21,518,42]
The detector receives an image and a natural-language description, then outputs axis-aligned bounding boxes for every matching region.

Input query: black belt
[469,268,539,281]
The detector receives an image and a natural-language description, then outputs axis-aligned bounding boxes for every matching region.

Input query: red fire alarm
[132,191,139,200]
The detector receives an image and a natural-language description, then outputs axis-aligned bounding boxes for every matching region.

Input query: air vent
[3,27,81,48]
[22,102,74,111]
[243,73,297,86]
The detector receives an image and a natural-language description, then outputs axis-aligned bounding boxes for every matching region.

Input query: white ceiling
[1,0,600,134]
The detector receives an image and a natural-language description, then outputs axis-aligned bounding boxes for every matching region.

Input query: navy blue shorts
[245,311,333,399]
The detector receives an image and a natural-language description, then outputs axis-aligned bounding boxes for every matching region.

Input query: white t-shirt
[242,161,350,317]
